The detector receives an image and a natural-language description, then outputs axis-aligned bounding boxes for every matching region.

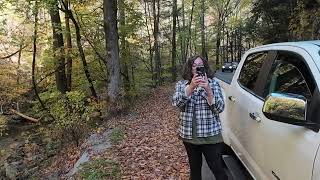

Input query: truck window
[263,52,313,100]
[238,52,267,94]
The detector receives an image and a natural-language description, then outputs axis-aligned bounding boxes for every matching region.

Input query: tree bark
[177,15,183,67]
[216,15,221,67]
[49,0,68,94]
[63,7,98,99]
[222,25,225,63]
[119,0,130,92]
[181,0,186,63]
[32,0,55,122]
[153,0,161,86]
[104,0,121,102]
[17,43,22,85]
[64,0,73,92]
[186,0,195,59]
[192,23,196,55]
[171,0,177,82]
[231,31,234,62]
[238,29,242,61]
[143,0,154,80]
[201,0,206,59]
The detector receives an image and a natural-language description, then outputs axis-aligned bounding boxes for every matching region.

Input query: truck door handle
[249,112,261,122]
[228,96,236,102]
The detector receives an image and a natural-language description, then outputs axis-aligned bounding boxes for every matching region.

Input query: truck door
[258,49,320,180]
[227,50,275,179]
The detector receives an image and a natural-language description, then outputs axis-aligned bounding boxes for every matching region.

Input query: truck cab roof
[250,40,320,51]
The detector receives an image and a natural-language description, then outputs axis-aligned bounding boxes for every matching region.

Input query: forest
[0,0,319,179]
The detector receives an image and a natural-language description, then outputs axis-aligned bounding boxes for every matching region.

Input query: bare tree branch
[0,45,27,60]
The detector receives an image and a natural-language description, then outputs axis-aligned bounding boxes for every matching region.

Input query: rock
[25,152,33,158]
[9,116,23,124]
[24,143,40,154]
[23,166,39,178]
[0,165,6,179]
[9,161,22,167]
[6,152,23,163]
[4,162,18,180]
[66,129,113,178]
[9,142,19,149]
[32,137,43,146]
[46,171,60,180]
[66,151,90,177]
[24,154,44,163]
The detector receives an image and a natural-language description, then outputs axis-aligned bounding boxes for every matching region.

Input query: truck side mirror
[262,93,307,122]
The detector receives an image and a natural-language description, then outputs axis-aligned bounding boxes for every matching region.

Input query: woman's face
[192,57,204,76]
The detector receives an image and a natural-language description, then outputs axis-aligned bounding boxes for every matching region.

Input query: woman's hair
[182,55,213,81]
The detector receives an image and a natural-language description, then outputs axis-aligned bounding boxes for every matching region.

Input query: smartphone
[196,66,205,76]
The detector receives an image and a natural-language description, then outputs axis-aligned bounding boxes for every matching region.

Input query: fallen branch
[10,109,39,123]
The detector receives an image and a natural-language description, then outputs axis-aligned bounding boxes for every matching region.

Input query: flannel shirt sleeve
[209,80,225,114]
[207,95,215,105]
[172,81,189,111]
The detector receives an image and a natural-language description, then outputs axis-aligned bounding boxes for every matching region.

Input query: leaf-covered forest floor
[40,83,190,179]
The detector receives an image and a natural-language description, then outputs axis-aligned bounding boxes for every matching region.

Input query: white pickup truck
[215,41,320,180]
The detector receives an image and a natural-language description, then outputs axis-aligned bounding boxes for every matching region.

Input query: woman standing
[172,55,227,180]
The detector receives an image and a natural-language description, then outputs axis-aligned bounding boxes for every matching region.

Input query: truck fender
[220,86,231,146]
[312,143,320,180]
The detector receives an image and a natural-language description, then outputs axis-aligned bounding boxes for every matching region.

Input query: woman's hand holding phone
[190,74,204,89]
[198,73,210,92]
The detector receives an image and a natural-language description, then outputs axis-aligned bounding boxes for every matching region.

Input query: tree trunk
[131,59,135,89]
[143,0,154,80]
[186,0,195,59]
[64,0,73,92]
[32,0,55,122]
[222,26,225,63]
[82,32,107,74]
[227,30,231,61]
[192,25,196,55]
[201,0,206,59]
[104,0,121,102]
[181,0,186,63]
[49,0,67,94]
[153,0,161,86]
[17,43,22,85]
[65,8,98,99]
[119,0,130,92]
[231,32,234,62]
[238,29,242,61]
[216,17,221,67]
[177,15,183,67]
[171,0,177,82]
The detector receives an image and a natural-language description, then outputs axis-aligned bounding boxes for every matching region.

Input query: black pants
[183,142,228,180]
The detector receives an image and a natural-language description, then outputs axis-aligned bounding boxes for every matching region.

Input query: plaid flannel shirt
[172,78,225,139]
